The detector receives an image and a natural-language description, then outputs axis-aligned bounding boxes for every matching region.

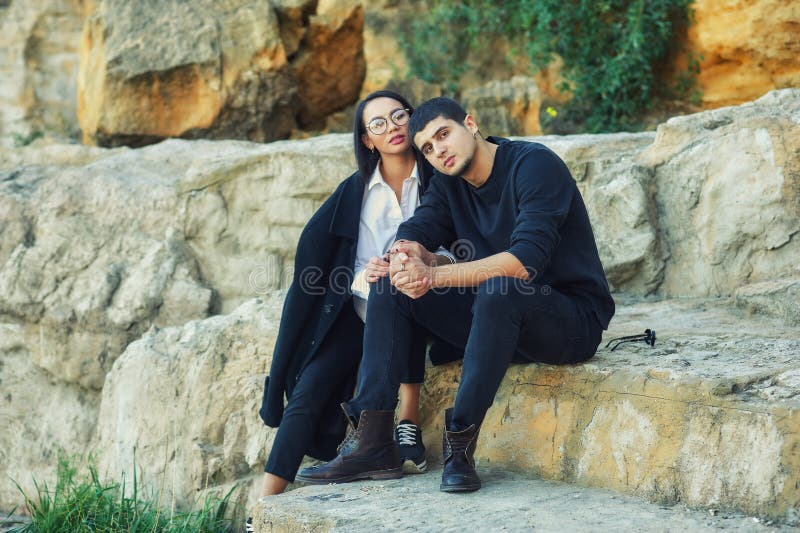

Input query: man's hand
[389,240,435,274]
[389,251,433,299]
[365,255,390,283]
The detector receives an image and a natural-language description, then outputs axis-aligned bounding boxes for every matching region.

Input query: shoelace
[605,328,657,351]
[396,423,418,446]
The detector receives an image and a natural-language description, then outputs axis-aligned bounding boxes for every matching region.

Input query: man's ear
[361,133,374,151]
[463,114,479,136]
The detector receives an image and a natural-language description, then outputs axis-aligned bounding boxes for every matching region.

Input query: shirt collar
[367,162,420,190]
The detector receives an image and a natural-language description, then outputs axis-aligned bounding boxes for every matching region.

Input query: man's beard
[450,155,473,177]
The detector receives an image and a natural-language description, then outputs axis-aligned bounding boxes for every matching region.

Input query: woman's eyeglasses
[366,108,410,135]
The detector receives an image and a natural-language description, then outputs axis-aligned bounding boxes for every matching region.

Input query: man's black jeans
[348,275,603,431]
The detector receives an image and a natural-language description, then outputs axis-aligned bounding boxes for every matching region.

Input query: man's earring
[370,147,376,154]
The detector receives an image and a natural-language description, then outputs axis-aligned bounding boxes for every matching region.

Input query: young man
[296,97,614,492]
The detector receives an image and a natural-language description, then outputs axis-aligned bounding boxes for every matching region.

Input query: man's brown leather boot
[295,404,402,484]
[440,407,482,492]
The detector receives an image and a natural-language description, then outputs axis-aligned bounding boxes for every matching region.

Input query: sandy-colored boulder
[2,91,800,518]
[638,89,800,297]
[94,296,284,512]
[96,295,800,522]
[0,323,98,508]
[77,0,365,145]
[292,0,365,129]
[683,0,800,107]
[735,277,800,326]
[462,76,543,137]
[0,135,352,509]
[359,2,410,95]
[0,0,83,147]
[417,298,800,519]
[78,0,297,146]
[0,146,215,390]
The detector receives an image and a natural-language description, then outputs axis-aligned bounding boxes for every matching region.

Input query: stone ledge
[253,468,788,532]
[415,297,800,522]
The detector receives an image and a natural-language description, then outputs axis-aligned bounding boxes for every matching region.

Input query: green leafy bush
[399,0,695,132]
[6,456,239,532]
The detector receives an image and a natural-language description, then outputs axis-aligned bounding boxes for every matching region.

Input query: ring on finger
[400,262,405,271]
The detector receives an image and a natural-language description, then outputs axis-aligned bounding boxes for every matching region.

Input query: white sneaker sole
[402,458,427,474]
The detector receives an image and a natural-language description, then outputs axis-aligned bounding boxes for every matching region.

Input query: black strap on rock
[605,328,656,351]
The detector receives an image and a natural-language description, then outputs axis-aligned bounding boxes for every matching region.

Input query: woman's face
[361,97,412,157]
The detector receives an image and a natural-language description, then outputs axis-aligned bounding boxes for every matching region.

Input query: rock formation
[1,90,798,520]
[0,0,84,145]
[684,0,800,107]
[77,0,365,146]
[461,76,543,137]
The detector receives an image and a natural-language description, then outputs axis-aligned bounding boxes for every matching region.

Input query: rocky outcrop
[684,0,800,108]
[462,76,543,137]
[0,135,351,509]
[0,322,98,508]
[94,297,284,511]
[291,0,366,129]
[0,0,84,147]
[253,469,779,532]
[78,0,293,146]
[77,0,364,146]
[98,294,800,520]
[417,297,800,520]
[1,91,799,517]
[639,89,800,297]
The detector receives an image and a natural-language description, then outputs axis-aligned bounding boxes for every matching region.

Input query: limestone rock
[0,0,83,147]
[94,296,284,512]
[684,0,800,108]
[380,78,442,107]
[360,3,410,95]
[95,295,800,522]
[2,91,800,518]
[252,469,781,532]
[735,277,800,326]
[638,89,800,297]
[292,0,365,129]
[0,136,351,510]
[0,146,215,390]
[271,0,316,58]
[78,0,298,147]
[0,323,98,508]
[418,297,800,520]
[462,76,543,136]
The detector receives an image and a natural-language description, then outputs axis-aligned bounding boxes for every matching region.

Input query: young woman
[257,91,460,503]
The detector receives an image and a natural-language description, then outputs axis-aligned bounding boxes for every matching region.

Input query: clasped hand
[387,239,434,299]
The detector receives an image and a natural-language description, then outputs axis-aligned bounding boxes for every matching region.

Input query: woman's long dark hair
[353,90,430,185]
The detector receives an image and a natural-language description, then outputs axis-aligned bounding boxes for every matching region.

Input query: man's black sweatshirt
[396,138,615,329]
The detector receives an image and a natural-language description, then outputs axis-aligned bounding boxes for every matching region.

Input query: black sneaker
[395,419,427,473]
[245,516,254,533]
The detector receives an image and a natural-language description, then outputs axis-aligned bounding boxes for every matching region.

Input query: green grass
[6,456,239,533]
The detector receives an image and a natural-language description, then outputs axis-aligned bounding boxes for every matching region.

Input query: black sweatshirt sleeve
[396,174,456,251]
[507,148,574,280]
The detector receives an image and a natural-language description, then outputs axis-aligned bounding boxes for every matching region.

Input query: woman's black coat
[259,169,462,460]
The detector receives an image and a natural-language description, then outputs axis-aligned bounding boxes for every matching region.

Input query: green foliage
[8,455,239,533]
[399,0,695,132]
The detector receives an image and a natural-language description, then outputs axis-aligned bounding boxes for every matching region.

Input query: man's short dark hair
[408,97,468,149]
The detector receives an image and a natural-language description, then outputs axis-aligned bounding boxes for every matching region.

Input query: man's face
[413,116,478,177]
